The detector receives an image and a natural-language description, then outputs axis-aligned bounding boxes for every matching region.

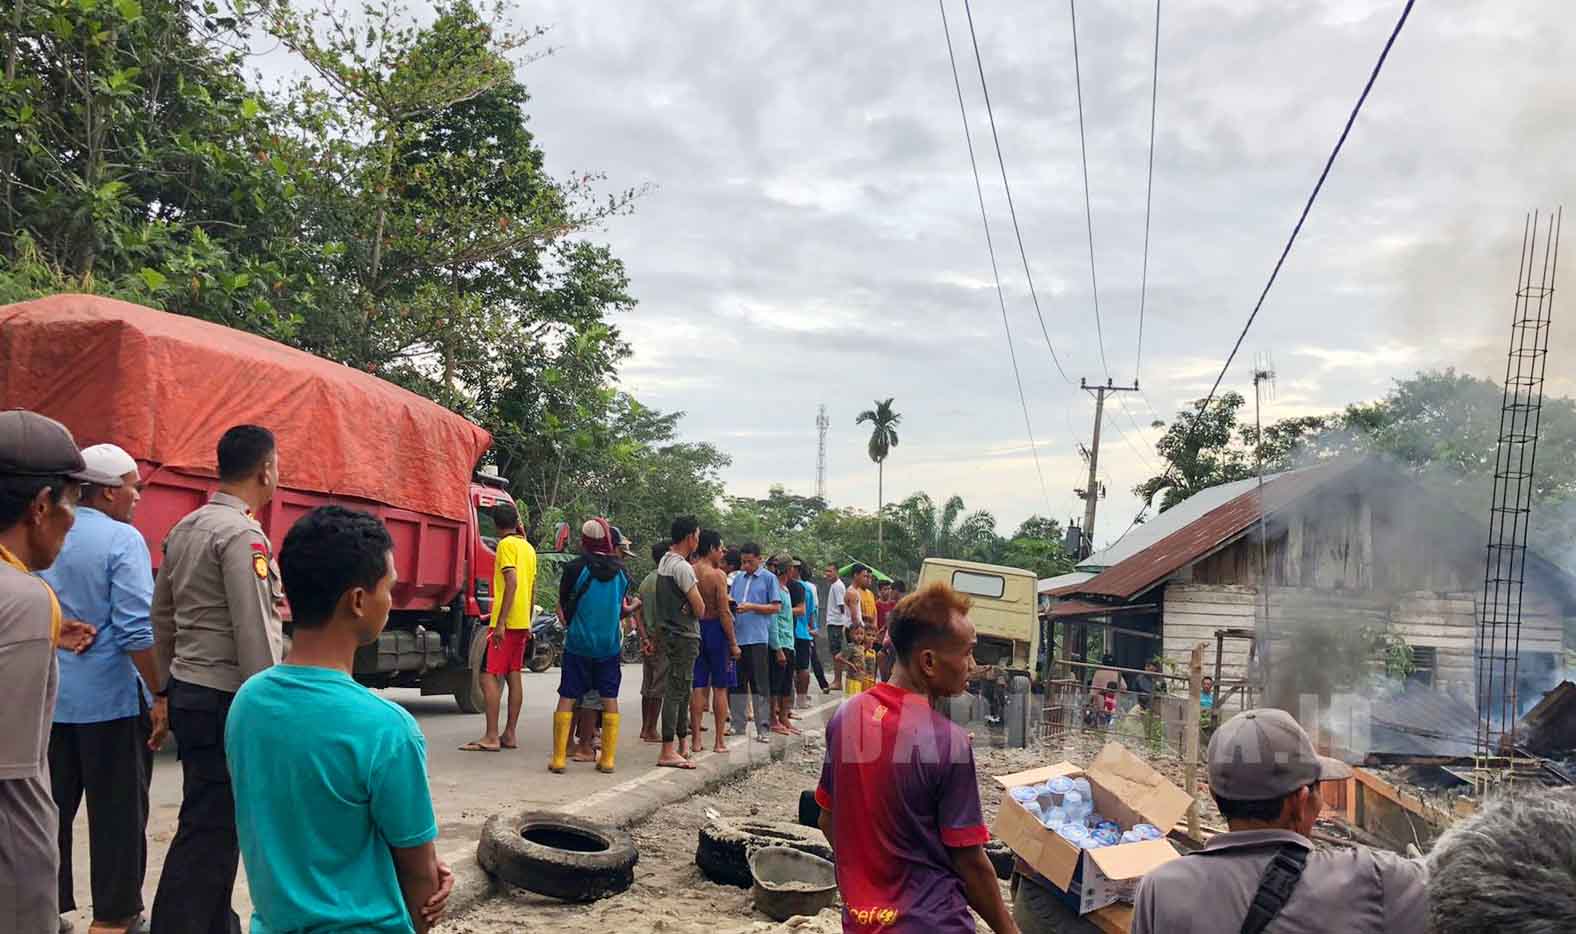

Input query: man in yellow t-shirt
[462,500,536,753]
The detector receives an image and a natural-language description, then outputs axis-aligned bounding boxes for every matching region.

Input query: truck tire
[696,820,833,888]
[478,811,637,903]
[455,630,487,715]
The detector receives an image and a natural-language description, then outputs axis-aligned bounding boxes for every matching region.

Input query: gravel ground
[445,721,1210,932]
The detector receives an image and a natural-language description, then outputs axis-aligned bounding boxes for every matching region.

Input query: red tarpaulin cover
[0,294,492,522]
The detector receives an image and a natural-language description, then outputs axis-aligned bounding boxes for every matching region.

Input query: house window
[1408,646,1436,688]
[952,570,1005,598]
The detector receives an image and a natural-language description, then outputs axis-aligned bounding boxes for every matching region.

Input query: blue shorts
[558,652,622,700]
[693,619,737,690]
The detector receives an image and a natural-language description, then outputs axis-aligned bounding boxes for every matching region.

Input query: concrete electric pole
[1075,378,1140,558]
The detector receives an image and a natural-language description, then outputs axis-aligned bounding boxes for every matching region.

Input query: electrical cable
[938,0,1053,513]
[1135,0,1160,382]
[960,0,1075,385]
[1107,0,1418,535]
[1066,0,1110,380]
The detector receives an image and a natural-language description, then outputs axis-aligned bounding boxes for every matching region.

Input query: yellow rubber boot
[597,712,621,774]
[549,711,572,773]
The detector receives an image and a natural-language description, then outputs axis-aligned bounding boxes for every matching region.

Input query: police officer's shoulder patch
[253,552,270,580]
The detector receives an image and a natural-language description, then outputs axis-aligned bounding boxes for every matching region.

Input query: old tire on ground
[479,811,637,902]
[455,630,488,714]
[797,789,821,829]
[696,819,833,888]
[985,838,1014,880]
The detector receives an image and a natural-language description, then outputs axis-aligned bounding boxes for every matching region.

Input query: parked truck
[916,557,1041,678]
[0,294,506,712]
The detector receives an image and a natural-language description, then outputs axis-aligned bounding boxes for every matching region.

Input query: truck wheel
[478,811,637,903]
[455,631,487,714]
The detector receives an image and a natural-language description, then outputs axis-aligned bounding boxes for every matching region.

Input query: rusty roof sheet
[1070,461,1356,601]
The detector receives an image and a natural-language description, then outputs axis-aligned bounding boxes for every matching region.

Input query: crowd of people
[469,504,909,772]
[2,413,451,934]
[6,407,1575,934]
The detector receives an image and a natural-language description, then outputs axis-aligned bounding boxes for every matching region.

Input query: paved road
[64,662,841,926]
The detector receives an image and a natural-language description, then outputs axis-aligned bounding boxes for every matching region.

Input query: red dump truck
[0,294,508,712]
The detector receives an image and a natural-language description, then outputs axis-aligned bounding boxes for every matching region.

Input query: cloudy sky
[462,0,1572,547]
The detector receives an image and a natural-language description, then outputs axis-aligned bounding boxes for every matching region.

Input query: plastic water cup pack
[1071,777,1092,800]
[1039,806,1066,829]
[1093,819,1120,835]
[1023,800,1043,819]
[1120,830,1146,844]
[1056,824,1090,846]
[1062,789,1084,812]
[1133,823,1163,841]
[1091,827,1121,847]
[1048,776,1074,796]
[1010,786,1040,804]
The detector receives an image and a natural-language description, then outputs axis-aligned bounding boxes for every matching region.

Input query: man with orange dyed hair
[815,582,1017,934]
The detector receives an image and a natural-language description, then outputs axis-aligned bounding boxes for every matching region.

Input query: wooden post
[1183,642,1206,842]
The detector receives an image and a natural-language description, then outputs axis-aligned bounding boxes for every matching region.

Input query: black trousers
[808,635,829,692]
[50,710,153,920]
[728,643,772,734]
[150,681,242,934]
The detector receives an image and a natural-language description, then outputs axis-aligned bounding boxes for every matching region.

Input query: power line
[1109,0,1418,530]
[1066,0,1110,381]
[960,0,1074,385]
[1135,0,1160,382]
[938,0,1053,511]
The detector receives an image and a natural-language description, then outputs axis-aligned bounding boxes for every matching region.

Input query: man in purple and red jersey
[815,581,1018,934]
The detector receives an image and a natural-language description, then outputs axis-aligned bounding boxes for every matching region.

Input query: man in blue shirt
[227,506,451,934]
[549,518,635,774]
[39,443,166,933]
[790,558,829,704]
[727,543,781,742]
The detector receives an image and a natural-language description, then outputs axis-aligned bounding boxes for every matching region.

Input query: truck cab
[917,558,1040,678]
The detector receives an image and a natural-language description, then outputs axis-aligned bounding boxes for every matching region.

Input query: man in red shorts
[816,581,1017,934]
[461,501,536,753]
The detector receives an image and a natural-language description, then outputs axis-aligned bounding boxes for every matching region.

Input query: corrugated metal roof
[1368,685,1481,758]
[1069,461,1354,600]
[1038,571,1094,594]
[1077,475,1275,572]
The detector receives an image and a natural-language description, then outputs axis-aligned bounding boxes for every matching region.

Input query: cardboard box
[993,743,1192,915]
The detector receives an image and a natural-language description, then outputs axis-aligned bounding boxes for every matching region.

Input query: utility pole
[815,404,830,501]
[1251,356,1276,698]
[1075,378,1140,558]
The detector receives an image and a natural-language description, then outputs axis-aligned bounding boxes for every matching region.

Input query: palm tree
[897,492,997,562]
[855,398,901,558]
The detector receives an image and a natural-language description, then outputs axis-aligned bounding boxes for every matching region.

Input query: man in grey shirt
[1133,708,1426,934]
[0,411,116,933]
[150,425,284,934]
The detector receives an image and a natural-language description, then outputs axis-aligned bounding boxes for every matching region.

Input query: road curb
[451,694,845,914]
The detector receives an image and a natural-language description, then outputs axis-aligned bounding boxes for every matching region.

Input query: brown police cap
[0,411,124,487]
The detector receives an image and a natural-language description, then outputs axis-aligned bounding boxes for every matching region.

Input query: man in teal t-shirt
[227,507,452,933]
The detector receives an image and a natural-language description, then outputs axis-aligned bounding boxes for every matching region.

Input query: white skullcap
[79,444,138,483]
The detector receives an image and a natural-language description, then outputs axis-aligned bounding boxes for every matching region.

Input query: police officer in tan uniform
[150,425,283,934]
[1133,708,1427,934]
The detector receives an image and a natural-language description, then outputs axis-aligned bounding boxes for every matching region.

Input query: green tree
[855,397,901,558]
[0,0,311,334]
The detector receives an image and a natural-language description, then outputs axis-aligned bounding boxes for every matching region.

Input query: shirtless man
[845,564,871,635]
[689,530,739,753]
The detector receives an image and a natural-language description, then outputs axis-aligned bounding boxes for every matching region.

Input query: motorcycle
[620,627,644,665]
[525,610,562,673]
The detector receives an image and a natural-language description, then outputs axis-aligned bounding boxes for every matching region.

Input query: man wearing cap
[0,411,114,934]
[1132,707,1427,934]
[548,518,636,774]
[40,443,165,934]
[150,425,284,934]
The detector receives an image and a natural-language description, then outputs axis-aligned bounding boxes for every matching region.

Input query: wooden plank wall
[1166,583,1568,705]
